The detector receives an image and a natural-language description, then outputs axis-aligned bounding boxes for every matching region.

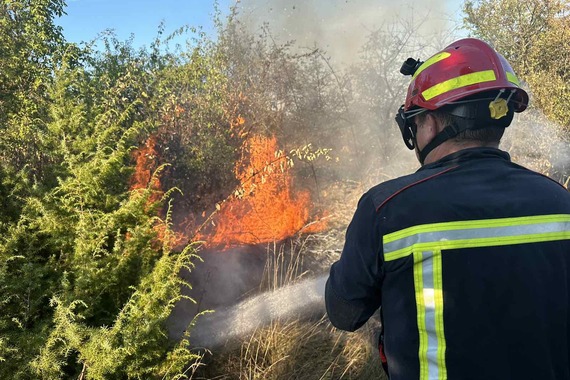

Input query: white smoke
[235,0,455,66]
[503,109,570,183]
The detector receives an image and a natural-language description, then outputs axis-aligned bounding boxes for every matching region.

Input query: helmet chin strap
[413,97,515,164]
[399,93,517,166]
[416,123,469,165]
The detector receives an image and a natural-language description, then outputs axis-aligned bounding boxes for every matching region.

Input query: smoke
[503,109,570,183]
[230,0,460,186]
[235,0,454,66]
[167,246,268,341]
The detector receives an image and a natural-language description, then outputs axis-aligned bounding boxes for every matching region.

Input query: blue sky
[56,0,466,50]
[57,0,233,48]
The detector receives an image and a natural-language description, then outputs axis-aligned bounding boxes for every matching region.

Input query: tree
[0,0,66,176]
[463,0,570,128]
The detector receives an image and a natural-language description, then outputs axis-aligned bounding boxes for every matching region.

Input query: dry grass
[197,318,386,380]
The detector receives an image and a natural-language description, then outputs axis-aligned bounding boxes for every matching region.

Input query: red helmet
[395,38,530,164]
[404,38,528,112]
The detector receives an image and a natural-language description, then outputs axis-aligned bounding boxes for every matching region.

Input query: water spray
[190,275,328,348]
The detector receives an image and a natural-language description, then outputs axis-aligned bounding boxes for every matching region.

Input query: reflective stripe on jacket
[326,147,570,380]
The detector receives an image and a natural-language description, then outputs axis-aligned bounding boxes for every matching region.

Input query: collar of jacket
[418,147,511,172]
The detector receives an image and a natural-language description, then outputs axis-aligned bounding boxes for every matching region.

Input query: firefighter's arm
[325,193,383,331]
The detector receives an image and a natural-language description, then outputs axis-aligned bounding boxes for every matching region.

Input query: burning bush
[197,134,327,249]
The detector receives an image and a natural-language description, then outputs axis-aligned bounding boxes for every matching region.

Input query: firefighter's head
[395,38,529,165]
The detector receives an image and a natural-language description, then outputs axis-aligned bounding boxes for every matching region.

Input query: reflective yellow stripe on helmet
[413,52,452,79]
[421,70,497,101]
[506,71,521,86]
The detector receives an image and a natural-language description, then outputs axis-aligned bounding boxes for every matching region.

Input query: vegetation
[463,0,570,129]
[0,0,568,379]
[463,0,570,183]
[202,318,386,380]
[0,0,210,378]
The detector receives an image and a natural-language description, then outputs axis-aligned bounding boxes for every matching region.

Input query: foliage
[0,0,67,177]
[0,4,353,376]
[152,28,241,214]
[0,1,213,378]
[0,53,204,376]
[463,0,570,128]
[30,242,204,380]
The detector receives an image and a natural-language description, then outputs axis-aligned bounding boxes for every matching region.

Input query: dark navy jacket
[326,148,570,380]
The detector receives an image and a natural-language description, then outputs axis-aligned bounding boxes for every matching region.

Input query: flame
[129,135,186,250]
[151,221,188,251]
[130,136,162,198]
[198,135,327,249]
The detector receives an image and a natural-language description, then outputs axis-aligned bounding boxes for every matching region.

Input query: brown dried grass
[198,318,386,380]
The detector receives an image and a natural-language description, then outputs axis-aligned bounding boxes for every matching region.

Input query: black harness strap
[417,123,469,164]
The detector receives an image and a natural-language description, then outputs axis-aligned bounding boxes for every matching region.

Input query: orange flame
[130,136,162,197]
[198,135,327,249]
[129,136,186,250]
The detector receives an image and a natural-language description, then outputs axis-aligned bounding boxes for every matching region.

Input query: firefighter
[325,38,570,380]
